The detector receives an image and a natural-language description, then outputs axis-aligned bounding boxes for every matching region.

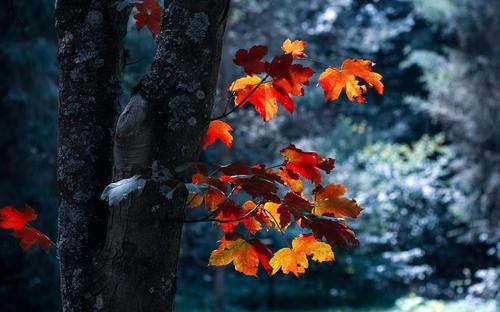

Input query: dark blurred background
[1,0,499,311]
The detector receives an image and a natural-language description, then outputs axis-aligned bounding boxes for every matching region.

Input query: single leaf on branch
[318,59,384,103]
[0,205,52,252]
[282,192,314,221]
[12,227,52,253]
[265,54,314,96]
[282,39,307,59]
[229,76,292,121]
[312,184,362,218]
[301,214,359,248]
[263,202,291,230]
[220,163,283,203]
[277,167,303,194]
[280,145,334,184]
[269,234,333,277]
[209,233,272,276]
[133,0,162,38]
[234,45,268,75]
[203,120,233,150]
[0,205,37,230]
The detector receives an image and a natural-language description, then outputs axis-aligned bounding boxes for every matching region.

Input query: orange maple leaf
[203,120,233,150]
[318,59,383,103]
[277,168,303,194]
[263,202,291,230]
[134,0,162,38]
[282,39,307,58]
[269,234,333,277]
[209,233,272,276]
[229,76,293,121]
[312,184,362,218]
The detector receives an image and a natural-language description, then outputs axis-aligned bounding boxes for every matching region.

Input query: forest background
[0,0,498,311]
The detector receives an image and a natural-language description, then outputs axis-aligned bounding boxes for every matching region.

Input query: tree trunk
[55,1,129,310]
[56,0,230,311]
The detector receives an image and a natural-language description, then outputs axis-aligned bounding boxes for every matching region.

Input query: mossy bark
[56,1,230,311]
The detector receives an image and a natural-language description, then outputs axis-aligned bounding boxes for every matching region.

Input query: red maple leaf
[280,145,334,184]
[0,205,37,230]
[301,215,359,248]
[0,205,52,252]
[12,227,52,252]
[134,0,162,38]
[265,54,314,96]
[234,45,268,75]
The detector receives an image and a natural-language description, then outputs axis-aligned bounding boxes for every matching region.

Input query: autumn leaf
[269,234,334,277]
[241,201,269,233]
[209,233,272,276]
[266,54,314,96]
[215,201,245,234]
[12,227,51,252]
[234,45,268,75]
[312,184,362,218]
[229,76,293,121]
[282,192,314,221]
[277,168,303,193]
[220,163,283,203]
[282,39,307,58]
[292,234,334,262]
[318,59,383,103]
[214,200,266,234]
[134,0,162,38]
[301,214,359,248]
[270,247,308,277]
[0,205,52,252]
[205,190,225,211]
[203,120,233,150]
[280,145,334,184]
[190,169,226,210]
[0,206,37,230]
[263,202,291,230]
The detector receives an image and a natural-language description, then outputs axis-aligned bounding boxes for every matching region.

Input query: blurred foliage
[0,0,498,311]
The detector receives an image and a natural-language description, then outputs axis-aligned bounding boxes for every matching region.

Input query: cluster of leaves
[186,145,363,276]
[0,206,52,252]
[195,39,383,276]
[0,5,384,279]
[203,39,384,150]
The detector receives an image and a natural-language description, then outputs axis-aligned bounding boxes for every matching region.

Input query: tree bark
[55,1,129,310]
[56,0,230,311]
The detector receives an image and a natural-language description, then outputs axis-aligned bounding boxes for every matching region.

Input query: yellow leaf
[209,235,260,276]
[269,247,308,277]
